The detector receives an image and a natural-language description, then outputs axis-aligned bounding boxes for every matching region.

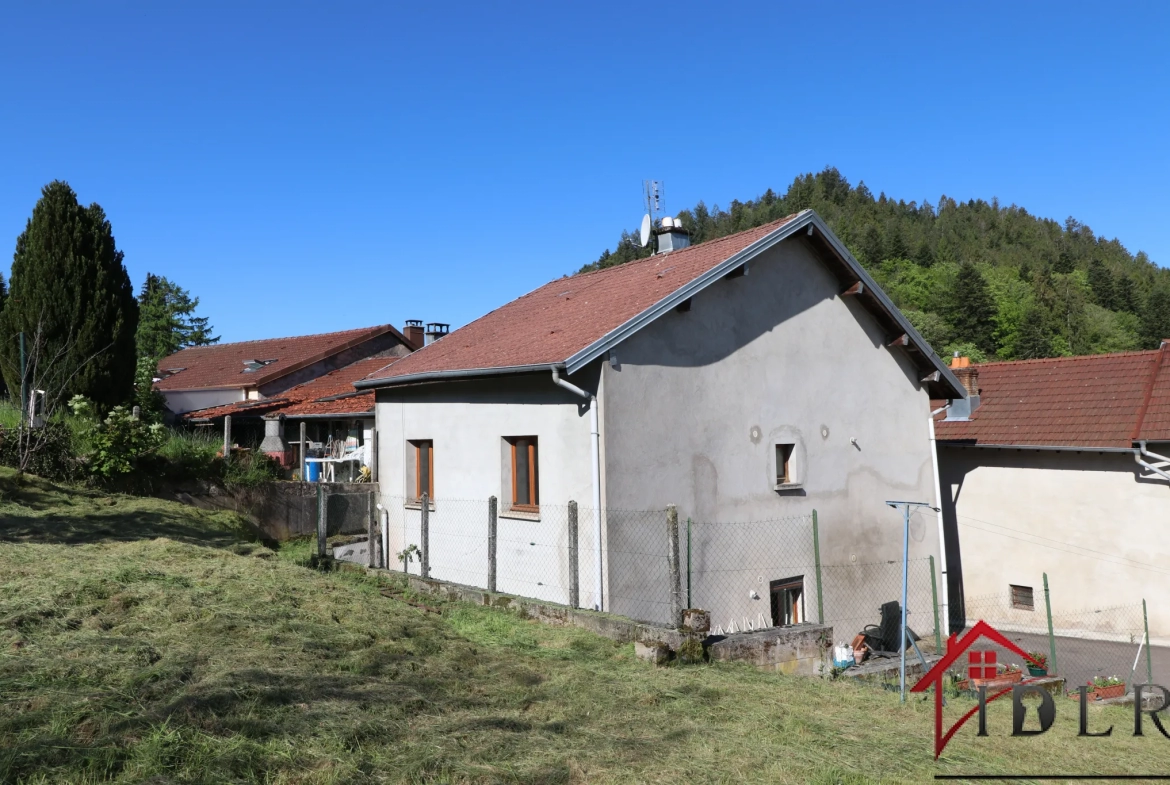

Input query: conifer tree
[1116,275,1139,314]
[1143,289,1170,349]
[136,273,219,361]
[1016,306,1056,359]
[946,263,998,355]
[0,181,138,409]
[1088,260,1116,310]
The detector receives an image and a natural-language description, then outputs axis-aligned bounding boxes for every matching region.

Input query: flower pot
[971,671,1022,692]
[1027,665,1048,677]
[1094,683,1125,700]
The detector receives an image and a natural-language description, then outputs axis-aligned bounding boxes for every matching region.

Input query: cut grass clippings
[2,467,1169,783]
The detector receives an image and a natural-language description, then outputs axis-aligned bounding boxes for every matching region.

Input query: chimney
[655,216,691,254]
[943,353,981,421]
[949,354,980,396]
[403,319,424,350]
[424,322,449,345]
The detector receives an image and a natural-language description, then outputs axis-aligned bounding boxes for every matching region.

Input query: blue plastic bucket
[305,461,321,482]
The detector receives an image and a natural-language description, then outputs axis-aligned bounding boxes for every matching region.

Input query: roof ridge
[968,348,1161,368]
[166,324,393,353]
[1132,342,1169,440]
[566,214,798,283]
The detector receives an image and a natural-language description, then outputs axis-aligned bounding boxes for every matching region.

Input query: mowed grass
[2,469,1170,784]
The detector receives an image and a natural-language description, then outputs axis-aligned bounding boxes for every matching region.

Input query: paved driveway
[1001,630,1170,693]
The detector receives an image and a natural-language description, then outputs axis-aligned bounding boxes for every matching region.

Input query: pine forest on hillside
[583,168,1170,362]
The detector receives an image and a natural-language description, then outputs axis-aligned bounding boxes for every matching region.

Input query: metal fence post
[568,500,579,608]
[929,555,942,651]
[1043,572,1058,675]
[316,483,326,559]
[420,492,430,579]
[1145,599,1154,685]
[488,496,497,593]
[366,491,376,568]
[812,509,824,625]
[686,516,692,610]
[667,505,682,628]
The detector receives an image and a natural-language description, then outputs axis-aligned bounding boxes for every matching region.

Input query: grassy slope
[2,470,1168,784]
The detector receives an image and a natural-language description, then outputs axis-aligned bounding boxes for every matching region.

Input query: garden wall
[165,481,377,542]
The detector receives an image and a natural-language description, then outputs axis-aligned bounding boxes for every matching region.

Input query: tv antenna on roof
[640,180,664,247]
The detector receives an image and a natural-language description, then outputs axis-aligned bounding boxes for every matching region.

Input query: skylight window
[242,359,277,373]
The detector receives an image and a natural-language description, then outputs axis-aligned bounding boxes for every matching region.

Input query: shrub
[70,399,165,480]
[0,421,81,482]
[223,449,282,489]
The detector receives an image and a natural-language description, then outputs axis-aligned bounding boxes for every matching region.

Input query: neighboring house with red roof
[182,354,406,469]
[357,210,967,624]
[934,342,1170,639]
[155,323,418,416]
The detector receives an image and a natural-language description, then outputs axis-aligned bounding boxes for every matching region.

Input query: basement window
[775,443,800,490]
[1010,584,1034,611]
[770,576,805,627]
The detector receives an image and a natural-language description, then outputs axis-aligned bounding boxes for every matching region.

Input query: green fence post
[1044,572,1058,676]
[812,509,824,625]
[686,517,692,610]
[929,555,942,651]
[1144,599,1153,685]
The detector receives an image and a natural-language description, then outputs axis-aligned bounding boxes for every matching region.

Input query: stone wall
[166,481,378,542]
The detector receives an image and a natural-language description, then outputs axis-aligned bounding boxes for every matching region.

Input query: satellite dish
[639,213,652,247]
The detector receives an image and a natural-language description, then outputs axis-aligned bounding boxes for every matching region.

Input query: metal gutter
[939,442,1139,454]
[356,363,563,389]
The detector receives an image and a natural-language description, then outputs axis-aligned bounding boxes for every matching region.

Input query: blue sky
[1,2,1167,342]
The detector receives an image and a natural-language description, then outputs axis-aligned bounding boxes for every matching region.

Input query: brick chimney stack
[403,320,424,351]
[950,354,980,397]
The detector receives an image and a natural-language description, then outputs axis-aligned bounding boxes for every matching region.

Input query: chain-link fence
[325,492,946,638]
[962,590,1156,693]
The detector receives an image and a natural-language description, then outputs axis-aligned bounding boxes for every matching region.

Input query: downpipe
[929,406,950,636]
[551,366,604,611]
[1136,441,1170,483]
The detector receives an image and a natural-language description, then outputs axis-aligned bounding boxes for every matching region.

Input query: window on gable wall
[775,443,796,486]
[507,436,539,512]
[408,439,433,502]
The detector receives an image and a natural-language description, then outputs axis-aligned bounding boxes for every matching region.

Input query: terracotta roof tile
[935,345,1170,448]
[363,217,799,382]
[184,355,396,420]
[157,324,401,391]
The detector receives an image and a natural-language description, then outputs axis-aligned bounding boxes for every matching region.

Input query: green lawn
[2,468,1169,784]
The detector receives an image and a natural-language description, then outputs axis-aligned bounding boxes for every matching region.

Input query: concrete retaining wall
[166,481,378,541]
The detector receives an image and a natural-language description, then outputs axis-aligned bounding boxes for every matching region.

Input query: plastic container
[305,460,321,482]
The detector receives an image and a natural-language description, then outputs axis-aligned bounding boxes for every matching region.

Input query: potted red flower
[1025,651,1048,677]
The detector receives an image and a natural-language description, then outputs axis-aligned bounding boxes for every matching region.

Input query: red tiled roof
[184,355,398,420]
[935,343,1170,448]
[157,325,402,391]
[363,217,800,383]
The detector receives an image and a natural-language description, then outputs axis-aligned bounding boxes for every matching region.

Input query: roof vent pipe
[655,217,690,254]
[424,323,450,345]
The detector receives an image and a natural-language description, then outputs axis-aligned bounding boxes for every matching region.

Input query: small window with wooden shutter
[506,436,539,513]
[407,439,433,503]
